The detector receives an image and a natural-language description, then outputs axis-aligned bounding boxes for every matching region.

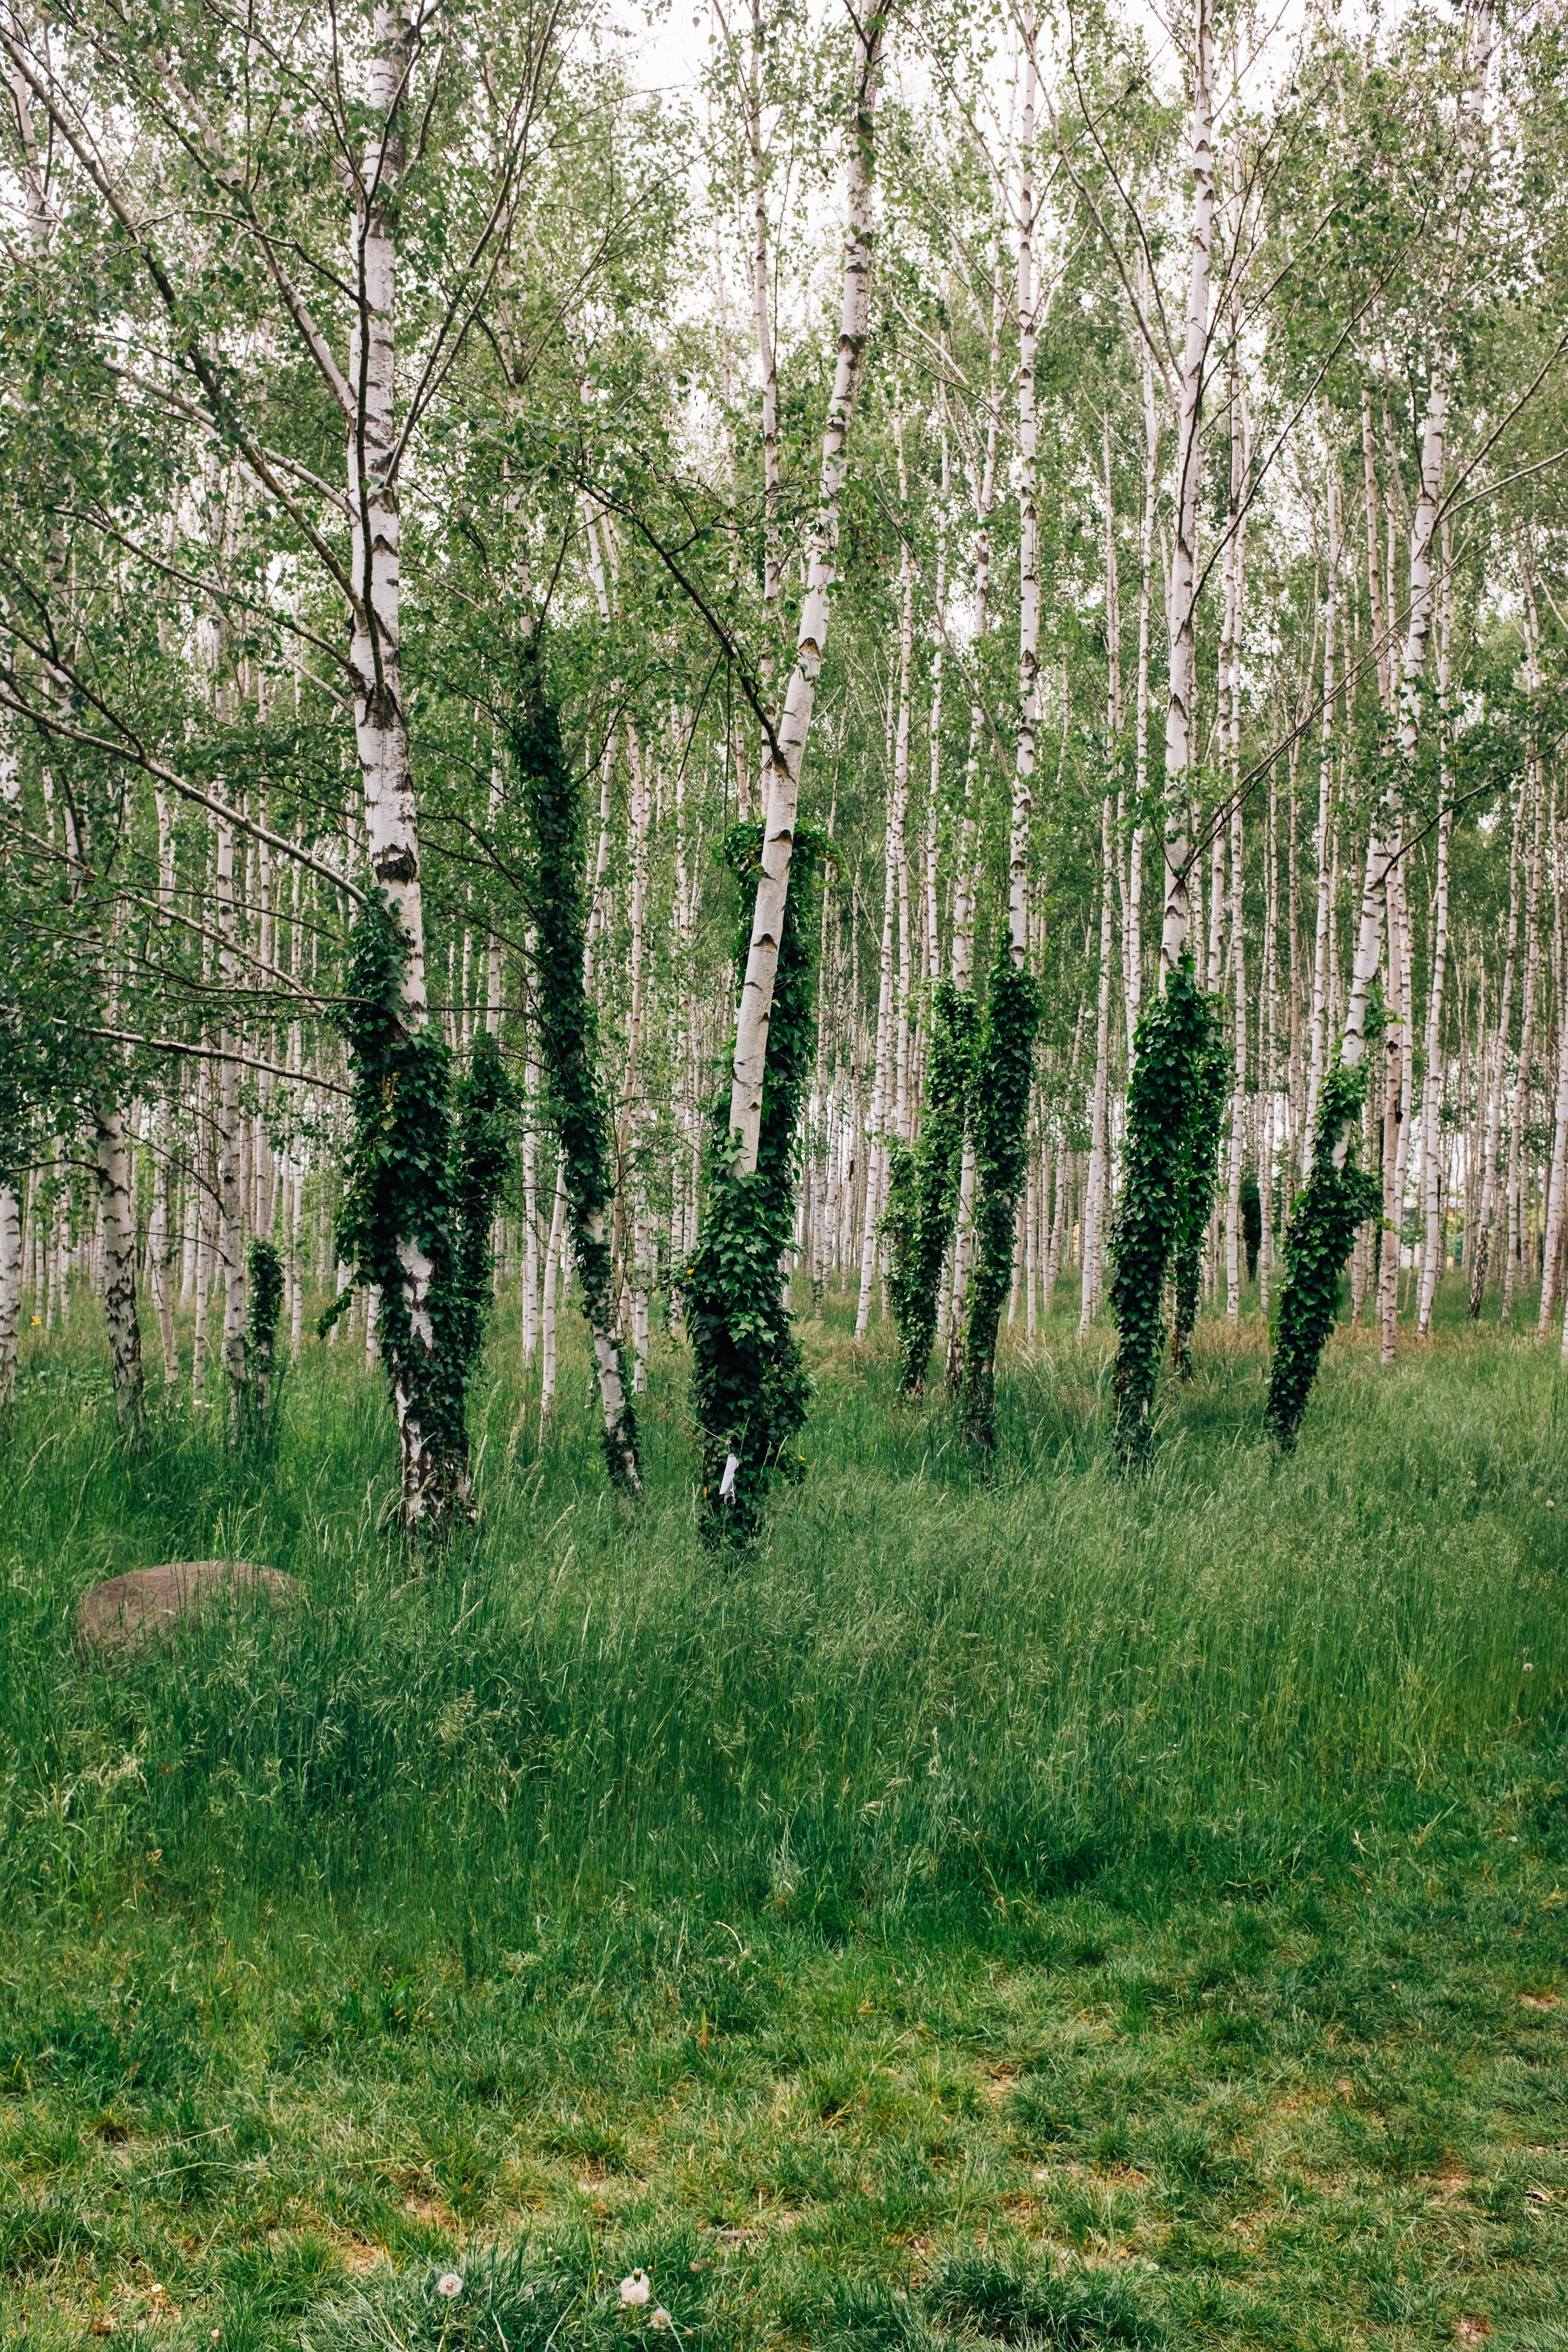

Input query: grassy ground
[0,1283,1565,2350]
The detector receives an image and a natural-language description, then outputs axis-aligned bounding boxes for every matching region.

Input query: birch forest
[6,2,1568,2336]
[2,0,1567,1517]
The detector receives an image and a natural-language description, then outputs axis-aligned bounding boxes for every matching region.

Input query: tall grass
[2,1283,1563,1934]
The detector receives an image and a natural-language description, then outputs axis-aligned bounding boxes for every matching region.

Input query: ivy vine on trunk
[1169,1013,1229,1379]
[688,821,829,1544]
[1264,1058,1382,1450]
[505,642,640,1494]
[883,977,976,1393]
[244,1237,284,1440]
[959,943,1041,1449]
[325,894,513,1533]
[1108,956,1222,1459]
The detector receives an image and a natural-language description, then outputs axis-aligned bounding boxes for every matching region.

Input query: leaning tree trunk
[725,2,885,1174]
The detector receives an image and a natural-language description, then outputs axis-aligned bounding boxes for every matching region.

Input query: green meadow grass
[0,1283,1564,2349]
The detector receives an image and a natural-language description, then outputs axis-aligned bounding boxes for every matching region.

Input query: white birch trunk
[95,1101,145,1431]
[1009,48,1041,963]
[1303,451,1340,1169]
[0,1183,20,1412]
[1418,562,1453,1338]
[1160,0,1216,976]
[727,9,885,1170]
[539,1166,566,1426]
[213,804,248,1432]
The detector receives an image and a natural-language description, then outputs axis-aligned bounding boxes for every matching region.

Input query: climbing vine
[505,641,640,1494]
[323,893,512,1529]
[1240,1170,1262,1283]
[1169,1013,1229,1379]
[244,1237,284,1439]
[883,978,976,1393]
[1108,956,1221,1459]
[960,943,1042,1449]
[687,821,830,1544]
[1264,1056,1383,1451]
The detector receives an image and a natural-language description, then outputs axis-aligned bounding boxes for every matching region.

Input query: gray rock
[76,1561,304,1653]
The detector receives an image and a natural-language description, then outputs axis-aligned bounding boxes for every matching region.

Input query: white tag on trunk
[719,1451,739,1500]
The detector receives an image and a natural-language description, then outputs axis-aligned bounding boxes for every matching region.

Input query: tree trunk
[1160,0,1215,978]
[727,6,885,1171]
[95,1100,145,1433]
[0,1183,20,1413]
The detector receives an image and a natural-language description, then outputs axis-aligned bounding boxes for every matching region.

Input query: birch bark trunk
[1160,0,1216,975]
[0,1181,19,1413]
[1470,780,1522,1314]
[1418,551,1454,1337]
[212,800,248,1432]
[1503,585,1545,1324]
[726,7,885,1170]
[95,1100,145,1433]
[1009,45,1041,967]
[1081,425,1121,1331]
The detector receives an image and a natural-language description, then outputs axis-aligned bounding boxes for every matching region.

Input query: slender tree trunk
[1160,0,1215,976]
[95,1100,145,1433]
[539,1164,565,1427]
[0,1183,19,1413]
[1471,779,1523,1315]
[727,8,885,1171]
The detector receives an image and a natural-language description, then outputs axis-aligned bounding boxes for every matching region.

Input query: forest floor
[0,1286,1564,2352]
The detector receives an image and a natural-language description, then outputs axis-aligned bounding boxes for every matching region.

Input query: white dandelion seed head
[436,2274,464,2300]
[619,2271,651,2307]
[650,2311,673,2333]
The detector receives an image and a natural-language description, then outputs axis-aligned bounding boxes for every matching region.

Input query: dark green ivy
[1264,1057,1382,1451]
[686,823,829,1545]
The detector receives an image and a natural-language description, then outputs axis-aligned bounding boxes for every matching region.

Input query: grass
[0,1280,1565,2349]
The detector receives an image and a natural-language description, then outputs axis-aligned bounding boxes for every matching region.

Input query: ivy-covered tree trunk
[959,945,1042,1449]
[1109,0,1219,1444]
[1110,959,1218,1454]
[507,655,639,1494]
[1169,1024,1228,1379]
[331,900,512,1530]
[950,44,1046,1453]
[885,978,975,1392]
[689,825,826,1541]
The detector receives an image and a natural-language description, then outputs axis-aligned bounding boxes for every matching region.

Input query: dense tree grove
[2,0,1566,1525]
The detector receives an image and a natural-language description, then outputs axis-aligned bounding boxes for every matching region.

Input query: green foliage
[687,823,829,1544]
[960,946,1043,1449]
[1109,960,1224,1458]
[883,979,977,1394]
[2,1312,1568,2345]
[1240,1170,1262,1283]
[504,643,638,1493]
[243,1238,284,1440]
[327,893,512,1525]
[1265,1059,1384,1452]
[1169,1016,1230,1380]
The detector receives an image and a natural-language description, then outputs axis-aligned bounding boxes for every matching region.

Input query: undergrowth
[0,1284,1564,2348]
